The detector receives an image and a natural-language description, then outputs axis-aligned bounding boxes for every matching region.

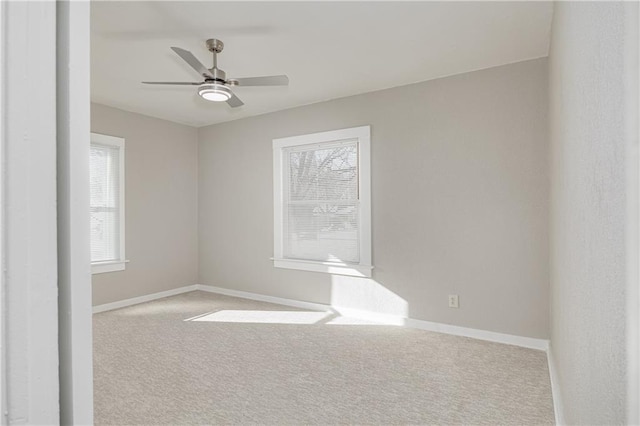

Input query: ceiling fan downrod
[205,38,226,82]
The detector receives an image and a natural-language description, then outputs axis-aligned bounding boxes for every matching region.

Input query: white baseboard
[405,318,549,351]
[547,345,564,425]
[93,283,550,352]
[331,306,406,326]
[195,284,549,351]
[92,285,198,314]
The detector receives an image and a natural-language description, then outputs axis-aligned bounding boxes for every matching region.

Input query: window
[273,126,372,277]
[90,133,126,274]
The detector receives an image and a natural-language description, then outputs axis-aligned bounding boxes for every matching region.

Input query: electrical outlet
[448,295,459,308]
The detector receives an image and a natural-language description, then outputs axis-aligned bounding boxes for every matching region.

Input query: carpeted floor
[93,291,554,425]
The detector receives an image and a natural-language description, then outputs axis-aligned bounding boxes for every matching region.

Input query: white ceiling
[91,1,553,127]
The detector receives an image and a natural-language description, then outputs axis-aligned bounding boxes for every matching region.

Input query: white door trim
[0,0,6,420]
[57,1,94,424]
[2,2,60,423]
[625,2,640,423]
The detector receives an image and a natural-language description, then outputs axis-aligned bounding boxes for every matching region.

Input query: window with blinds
[90,133,126,274]
[273,126,372,277]
[284,140,359,263]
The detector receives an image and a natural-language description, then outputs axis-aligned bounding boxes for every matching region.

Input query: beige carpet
[93,291,554,425]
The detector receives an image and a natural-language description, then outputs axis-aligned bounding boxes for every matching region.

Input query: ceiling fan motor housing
[206,67,226,83]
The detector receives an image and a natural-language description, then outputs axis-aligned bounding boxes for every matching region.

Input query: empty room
[0,0,638,425]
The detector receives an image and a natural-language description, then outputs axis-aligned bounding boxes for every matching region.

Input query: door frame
[1,1,93,424]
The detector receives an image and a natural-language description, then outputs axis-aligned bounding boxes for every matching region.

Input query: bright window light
[272,126,373,277]
[90,132,126,274]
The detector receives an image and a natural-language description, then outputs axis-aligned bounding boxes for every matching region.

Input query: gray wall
[91,104,199,305]
[198,58,549,339]
[549,2,637,424]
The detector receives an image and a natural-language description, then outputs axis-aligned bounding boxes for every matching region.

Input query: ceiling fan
[142,38,289,108]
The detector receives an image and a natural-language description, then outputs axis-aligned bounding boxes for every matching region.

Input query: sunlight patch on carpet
[185,309,332,324]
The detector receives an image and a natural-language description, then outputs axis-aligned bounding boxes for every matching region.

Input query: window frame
[272,125,372,278]
[90,132,126,274]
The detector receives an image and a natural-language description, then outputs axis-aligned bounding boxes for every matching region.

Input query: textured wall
[198,58,549,339]
[549,2,634,424]
[91,104,199,305]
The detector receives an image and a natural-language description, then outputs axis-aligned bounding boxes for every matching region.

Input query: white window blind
[273,125,372,278]
[90,133,125,274]
[90,143,120,262]
[283,140,360,263]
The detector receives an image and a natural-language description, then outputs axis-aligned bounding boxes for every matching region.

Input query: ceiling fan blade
[142,81,200,85]
[170,47,213,79]
[228,75,289,87]
[226,93,244,108]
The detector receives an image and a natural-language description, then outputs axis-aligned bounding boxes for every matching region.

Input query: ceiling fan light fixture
[144,41,288,108]
[198,83,232,102]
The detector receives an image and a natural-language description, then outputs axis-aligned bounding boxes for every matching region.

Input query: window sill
[91,260,129,275]
[273,258,373,278]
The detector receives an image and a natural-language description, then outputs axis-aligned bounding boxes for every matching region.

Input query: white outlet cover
[448,295,459,308]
